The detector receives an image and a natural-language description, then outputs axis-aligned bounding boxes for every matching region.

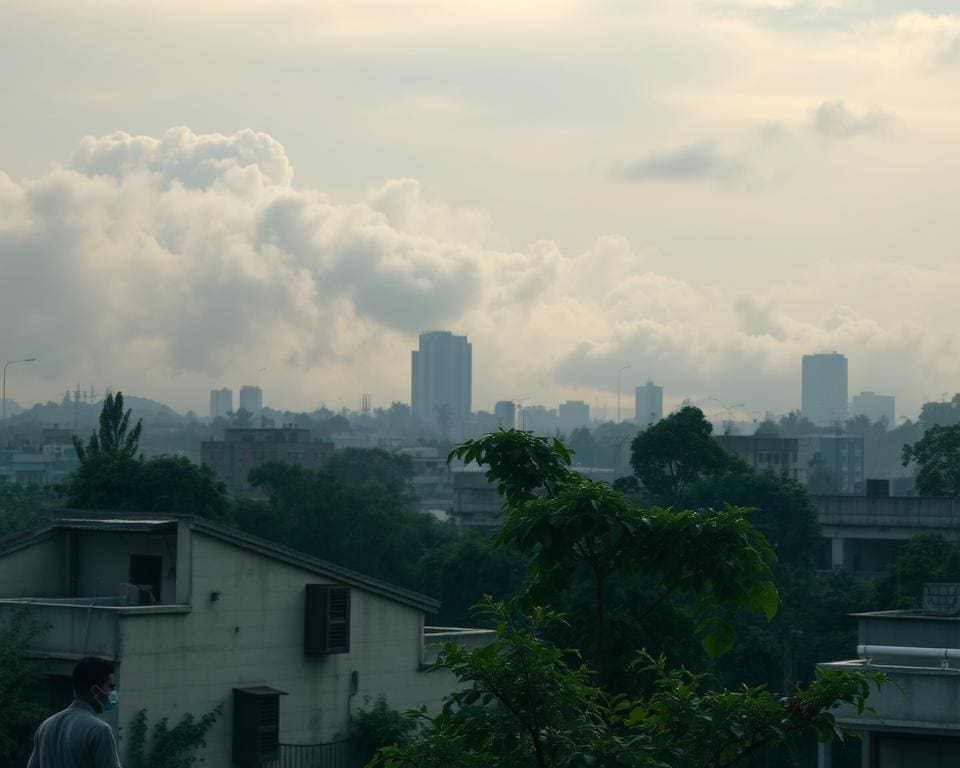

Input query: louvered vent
[304,585,351,655]
[232,687,287,766]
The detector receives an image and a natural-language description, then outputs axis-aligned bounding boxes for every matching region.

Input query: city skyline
[4,2,959,421]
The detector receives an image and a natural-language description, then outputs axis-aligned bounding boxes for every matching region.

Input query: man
[27,656,122,768]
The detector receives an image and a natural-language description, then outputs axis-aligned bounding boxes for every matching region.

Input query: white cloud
[2,127,959,419]
[810,100,901,138]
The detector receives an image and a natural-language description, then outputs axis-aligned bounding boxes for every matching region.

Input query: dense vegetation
[6,393,960,765]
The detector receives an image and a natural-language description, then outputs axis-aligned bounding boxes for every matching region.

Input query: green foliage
[72,391,142,463]
[243,457,455,588]
[449,429,572,507]
[872,533,960,609]
[807,453,842,495]
[0,483,61,536]
[628,406,731,506]
[902,423,960,496]
[451,430,778,667]
[66,454,230,519]
[0,607,49,768]
[687,466,820,567]
[371,600,880,768]
[127,704,223,768]
[353,695,417,765]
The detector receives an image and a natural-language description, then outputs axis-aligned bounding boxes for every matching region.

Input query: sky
[2,0,960,422]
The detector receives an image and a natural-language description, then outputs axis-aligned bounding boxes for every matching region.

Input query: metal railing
[262,740,359,768]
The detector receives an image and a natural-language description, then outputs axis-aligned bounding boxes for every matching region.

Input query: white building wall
[116,532,457,766]
[76,531,177,604]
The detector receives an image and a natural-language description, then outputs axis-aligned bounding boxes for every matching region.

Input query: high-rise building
[494,400,517,430]
[801,353,848,426]
[635,381,663,427]
[238,385,263,415]
[558,400,590,435]
[209,388,233,419]
[411,331,472,436]
[851,391,895,428]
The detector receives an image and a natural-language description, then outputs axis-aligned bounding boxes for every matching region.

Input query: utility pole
[2,358,36,439]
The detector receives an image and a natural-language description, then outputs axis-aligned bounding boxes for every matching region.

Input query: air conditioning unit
[923,583,960,616]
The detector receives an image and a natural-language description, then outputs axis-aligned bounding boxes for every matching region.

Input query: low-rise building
[201,426,334,491]
[818,586,960,767]
[0,511,493,766]
[450,469,504,531]
[715,435,804,482]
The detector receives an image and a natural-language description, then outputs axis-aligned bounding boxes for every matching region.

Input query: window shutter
[304,585,351,655]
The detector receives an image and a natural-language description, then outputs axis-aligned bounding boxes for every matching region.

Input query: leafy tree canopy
[902,423,960,496]
[628,406,731,506]
[72,391,142,463]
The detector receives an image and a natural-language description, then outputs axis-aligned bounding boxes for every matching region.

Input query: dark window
[304,585,351,655]
[129,555,162,604]
[233,687,287,765]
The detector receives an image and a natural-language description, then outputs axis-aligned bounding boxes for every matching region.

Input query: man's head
[73,657,116,713]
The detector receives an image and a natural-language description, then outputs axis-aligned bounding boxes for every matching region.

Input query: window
[304,585,351,655]
[129,555,162,604]
[232,686,287,765]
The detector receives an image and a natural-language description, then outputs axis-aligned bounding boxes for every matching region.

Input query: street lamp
[2,358,37,438]
[617,365,632,425]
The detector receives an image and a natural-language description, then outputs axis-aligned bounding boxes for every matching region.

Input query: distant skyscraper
[851,391,895,428]
[238,385,263,414]
[411,331,472,436]
[801,353,848,426]
[635,381,663,427]
[494,400,517,430]
[558,400,590,435]
[209,388,233,419]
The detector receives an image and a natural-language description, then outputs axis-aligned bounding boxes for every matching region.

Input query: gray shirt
[27,699,122,768]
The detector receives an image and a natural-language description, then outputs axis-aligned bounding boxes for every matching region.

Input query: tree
[66,454,230,519]
[0,607,49,767]
[628,406,731,506]
[0,483,61,536]
[807,453,841,495]
[902,423,960,496]
[452,430,778,673]
[72,391,142,463]
[372,600,880,768]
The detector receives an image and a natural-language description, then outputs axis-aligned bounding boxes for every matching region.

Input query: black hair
[72,657,114,694]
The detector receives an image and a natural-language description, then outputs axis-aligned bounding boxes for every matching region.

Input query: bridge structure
[814,495,960,572]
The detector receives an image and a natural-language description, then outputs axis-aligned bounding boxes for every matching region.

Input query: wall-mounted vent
[304,585,351,655]
[923,583,960,616]
[232,686,287,766]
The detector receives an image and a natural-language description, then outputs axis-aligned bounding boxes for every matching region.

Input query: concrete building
[635,381,663,428]
[450,469,504,531]
[715,435,804,482]
[851,391,896,429]
[799,434,864,494]
[814,494,960,572]
[0,512,493,767]
[238,385,262,415]
[558,400,590,436]
[818,590,960,767]
[210,388,233,420]
[201,427,334,491]
[396,446,453,519]
[521,405,558,436]
[411,331,472,438]
[801,352,848,426]
[493,400,517,430]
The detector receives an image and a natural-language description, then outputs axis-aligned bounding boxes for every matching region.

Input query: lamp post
[2,358,37,438]
[617,365,631,425]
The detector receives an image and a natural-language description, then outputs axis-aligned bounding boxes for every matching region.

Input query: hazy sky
[2,0,960,421]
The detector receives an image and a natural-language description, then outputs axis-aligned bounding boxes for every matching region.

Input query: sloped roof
[0,510,440,613]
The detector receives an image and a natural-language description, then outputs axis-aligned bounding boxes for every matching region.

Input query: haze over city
[4,1,960,418]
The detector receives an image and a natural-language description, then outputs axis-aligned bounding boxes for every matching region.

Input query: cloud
[810,100,901,138]
[4,126,960,419]
[613,141,743,184]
